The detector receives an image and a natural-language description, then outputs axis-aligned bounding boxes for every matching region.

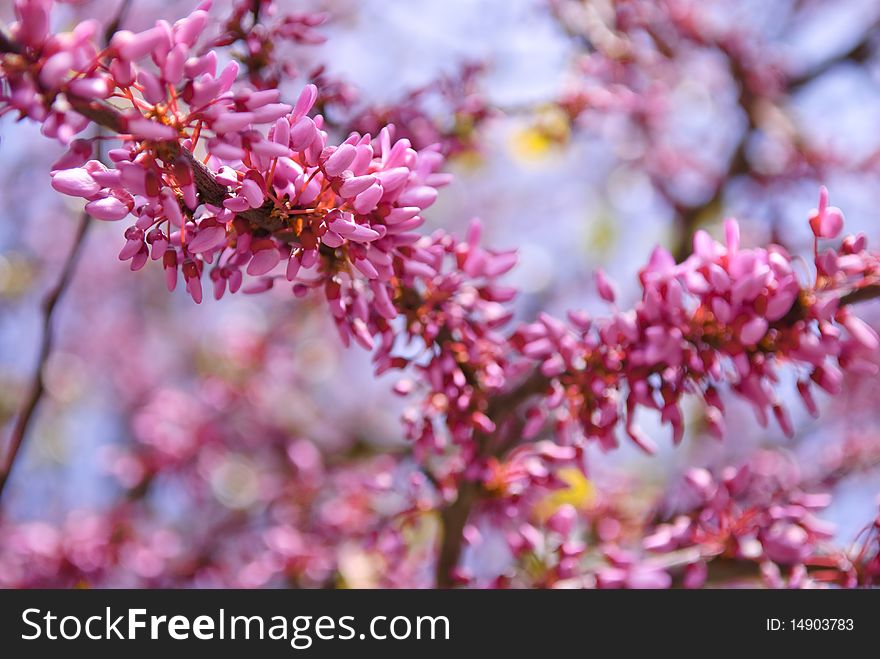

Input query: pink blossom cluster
[385,221,520,460]
[208,0,328,91]
[645,455,842,588]
[0,308,436,588]
[4,2,449,334]
[510,193,880,454]
[0,454,430,588]
[6,1,218,141]
[479,448,880,589]
[52,108,446,317]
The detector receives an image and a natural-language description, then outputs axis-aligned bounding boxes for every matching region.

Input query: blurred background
[1,0,880,586]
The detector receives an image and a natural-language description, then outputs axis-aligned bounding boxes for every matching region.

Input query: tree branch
[668,49,756,261]
[435,480,480,588]
[434,368,550,587]
[432,281,880,586]
[65,97,285,232]
[840,284,880,306]
[0,26,22,55]
[787,18,879,92]
[0,212,91,501]
[0,1,134,505]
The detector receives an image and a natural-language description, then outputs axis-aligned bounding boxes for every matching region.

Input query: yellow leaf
[509,106,571,162]
[533,467,596,522]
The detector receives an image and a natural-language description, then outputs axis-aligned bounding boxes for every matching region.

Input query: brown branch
[666,15,879,262]
[65,97,285,232]
[0,26,22,55]
[787,18,879,92]
[668,51,756,262]
[432,281,880,586]
[0,212,91,501]
[435,480,480,588]
[0,2,133,505]
[434,368,550,587]
[840,284,880,306]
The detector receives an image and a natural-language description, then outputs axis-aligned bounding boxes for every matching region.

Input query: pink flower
[247,242,281,276]
[111,27,171,63]
[289,116,318,151]
[68,77,113,99]
[809,186,844,239]
[240,179,265,209]
[322,144,357,176]
[595,268,617,303]
[339,175,376,198]
[353,183,384,213]
[397,185,438,209]
[39,52,73,88]
[86,196,131,221]
[188,223,227,254]
[127,118,177,141]
[740,316,768,345]
[292,84,318,119]
[51,168,99,198]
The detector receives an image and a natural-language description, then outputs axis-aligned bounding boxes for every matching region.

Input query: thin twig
[104,0,133,44]
[0,212,91,500]
[0,0,134,503]
[840,284,880,306]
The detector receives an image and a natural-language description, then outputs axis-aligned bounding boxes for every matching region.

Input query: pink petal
[188,225,227,253]
[186,276,203,304]
[724,218,740,254]
[173,10,209,47]
[51,168,100,198]
[39,52,73,88]
[353,257,379,279]
[250,103,292,123]
[240,179,264,208]
[292,84,318,119]
[127,118,177,141]
[211,112,254,133]
[244,89,281,111]
[595,268,617,303]
[85,196,130,221]
[322,144,357,177]
[111,27,168,62]
[843,314,879,351]
[339,175,377,198]
[353,183,384,213]
[289,116,317,151]
[247,248,281,276]
[67,77,113,99]
[740,316,769,345]
[396,185,438,209]
[385,206,420,224]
